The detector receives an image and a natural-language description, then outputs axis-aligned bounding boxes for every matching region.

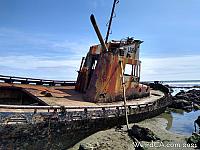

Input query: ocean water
[170,88,199,96]
[163,80,200,88]
[164,81,200,96]
[161,81,200,136]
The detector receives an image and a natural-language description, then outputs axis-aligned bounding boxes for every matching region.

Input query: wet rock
[170,89,200,111]
[23,142,29,148]
[23,129,29,135]
[194,85,200,88]
[78,143,95,150]
[195,116,200,127]
[194,104,200,110]
[128,125,160,142]
[115,125,123,130]
[175,95,189,100]
[169,99,192,111]
[149,83,169,94]
[187,133,200,148]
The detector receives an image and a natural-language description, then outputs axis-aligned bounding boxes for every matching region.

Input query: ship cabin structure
[75,38,150,103]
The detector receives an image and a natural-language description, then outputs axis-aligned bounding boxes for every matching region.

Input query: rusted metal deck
[0,82,165,113]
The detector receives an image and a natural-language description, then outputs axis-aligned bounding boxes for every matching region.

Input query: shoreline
[70,113,195,150]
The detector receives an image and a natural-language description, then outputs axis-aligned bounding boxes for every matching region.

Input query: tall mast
[105,0,119,44]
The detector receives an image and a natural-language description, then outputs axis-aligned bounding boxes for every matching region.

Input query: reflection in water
[159,111,173,130]
[160,109,200,136]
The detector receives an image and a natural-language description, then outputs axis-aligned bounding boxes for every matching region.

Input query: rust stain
[75,38,150,103]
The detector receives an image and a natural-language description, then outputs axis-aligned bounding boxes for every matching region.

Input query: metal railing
[0,75,76,86]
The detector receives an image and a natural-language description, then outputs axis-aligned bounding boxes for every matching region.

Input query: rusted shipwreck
[0,0,172,149]
[76,17,150,103]
[0,0,172,124]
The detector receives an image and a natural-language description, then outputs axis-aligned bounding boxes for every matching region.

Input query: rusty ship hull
[0,0,173,148]
[0,77,172,149]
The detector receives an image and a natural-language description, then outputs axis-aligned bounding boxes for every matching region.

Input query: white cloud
[0,55,80,69]
[0,27,91,56]
[52,40,91,55]
[0,55,81,80]
[141,55,200,81]
[0,28,93,80]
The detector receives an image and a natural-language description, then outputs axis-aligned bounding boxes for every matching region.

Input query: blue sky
[0,0,200,81]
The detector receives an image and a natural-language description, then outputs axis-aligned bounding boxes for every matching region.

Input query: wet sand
[70,117,195,150]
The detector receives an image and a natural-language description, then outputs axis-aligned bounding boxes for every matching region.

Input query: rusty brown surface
[75,38,150,103]
[0,83,96,106]
[0,84,164,114]
[0,82,163,110]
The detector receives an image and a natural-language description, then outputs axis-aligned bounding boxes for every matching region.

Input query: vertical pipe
[120,61,129,130]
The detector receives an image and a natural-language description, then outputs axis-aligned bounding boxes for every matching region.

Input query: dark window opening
[0,87,46,105]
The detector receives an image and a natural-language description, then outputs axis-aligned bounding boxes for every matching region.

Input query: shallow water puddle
[160,109,200,136]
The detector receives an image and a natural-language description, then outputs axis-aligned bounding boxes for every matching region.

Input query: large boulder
[171,89,200,111]
[187,133,200,149]
[195,116,200,127]
[175,89,200,100]
[128,125,160,142]
[169,99,192,111]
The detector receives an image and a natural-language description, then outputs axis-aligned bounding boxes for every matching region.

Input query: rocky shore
[169,89,200,111]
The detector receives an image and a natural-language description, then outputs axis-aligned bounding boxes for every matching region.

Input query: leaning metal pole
[120,61,129,130]
[90,14,108,52]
